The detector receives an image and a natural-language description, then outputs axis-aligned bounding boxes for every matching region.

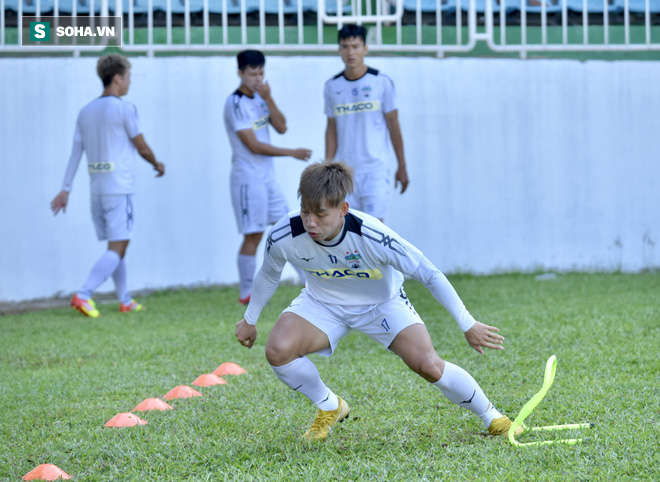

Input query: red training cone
[133,398,173,412]
[164,385,203,400]
[105,412,148,427]
[23,464,71,480]
[213,362,246,376]
[192,373,227,387]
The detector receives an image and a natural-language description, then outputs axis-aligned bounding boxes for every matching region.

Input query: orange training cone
[164,385,203,400]
[23,464,71,480]
[213,362,246,376]
[192,373,227,387]
[105,412,148,427]
[133,398,173,412]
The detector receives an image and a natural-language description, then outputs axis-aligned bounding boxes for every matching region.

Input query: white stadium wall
[0,56,659,302]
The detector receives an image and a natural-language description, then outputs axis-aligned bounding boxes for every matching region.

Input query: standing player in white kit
[224,50,312,304]
[324,25,409,221]
[51,54,165,318]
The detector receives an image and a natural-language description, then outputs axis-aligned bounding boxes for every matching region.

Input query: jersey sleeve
[61,118,84,192]
[411,256,476,332]
[362,221,424,276]
[324,80,335,118]
[381,75,397,114]
[230,95,253,132]
[243,220,290,325]
[122,101,141,139]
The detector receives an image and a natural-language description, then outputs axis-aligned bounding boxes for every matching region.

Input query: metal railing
[1,0,659,56]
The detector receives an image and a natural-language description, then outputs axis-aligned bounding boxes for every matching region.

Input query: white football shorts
[90,194,134,241]
[231,180,289,235]
[346,169,391,220]
[281,286,424,357]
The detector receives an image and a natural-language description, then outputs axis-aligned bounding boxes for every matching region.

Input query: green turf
[4,24,660,59]
[1,272,659,479]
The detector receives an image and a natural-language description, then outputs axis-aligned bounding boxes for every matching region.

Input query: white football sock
[238,254,256,299]
[271,357,339,411]
[79,250,121,300]
[112,259,132,305]
[433,360,503,429]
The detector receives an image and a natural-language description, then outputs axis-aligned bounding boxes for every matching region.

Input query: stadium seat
[56,0,102,14]
[565,0,620,13]
[304,0,353,14]
[120,0,149,14]
[459,0,506,14]
[12,0,55,14]
[522,0,563,13]
[403,0,457,13]
[615,0,660,13]
[143,0,245,14]
[461,0,567,14]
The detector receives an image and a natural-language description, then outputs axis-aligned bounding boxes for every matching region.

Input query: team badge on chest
[345,250,363,269]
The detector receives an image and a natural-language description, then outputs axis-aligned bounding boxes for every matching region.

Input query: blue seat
[56,0,102,13]
[403,0,456,12]
[565,0,620,13]
[17,0,55,13]
[304,0,352,14]
[119,0,149,14]
[615,0,660,13]
[460,0,507,14]
[145,0,244,14]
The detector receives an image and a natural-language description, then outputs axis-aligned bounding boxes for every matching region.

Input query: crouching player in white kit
[51,54,165,318]
[236,161,522,441]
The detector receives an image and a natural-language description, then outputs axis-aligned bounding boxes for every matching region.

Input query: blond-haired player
[51,54,165,318]
[236,161,522,441]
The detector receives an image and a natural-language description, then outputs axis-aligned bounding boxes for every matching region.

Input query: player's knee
[265,337,296,366]
[415,353,444,383]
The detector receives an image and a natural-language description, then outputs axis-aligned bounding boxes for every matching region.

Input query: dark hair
[237,50,265,70]
[338,24,367,45]
[97,54,131,87]
[298,161,354,212]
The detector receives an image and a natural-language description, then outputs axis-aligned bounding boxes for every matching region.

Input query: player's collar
[312,213,362,247]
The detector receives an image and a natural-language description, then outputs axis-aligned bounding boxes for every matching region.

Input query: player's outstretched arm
[236,319,258,349]
[464,321,504,355]
[50,190,70,216]
[132,134,165,177]
[385,110,409,194]
[410,256,504,354]
[236,129,311,161]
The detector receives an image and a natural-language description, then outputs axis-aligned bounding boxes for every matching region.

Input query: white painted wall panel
[0,57,658,302]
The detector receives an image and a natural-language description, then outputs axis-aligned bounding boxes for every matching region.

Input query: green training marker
[509,355,594,446]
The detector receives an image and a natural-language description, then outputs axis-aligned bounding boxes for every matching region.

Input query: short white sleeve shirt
[324,67,397,173]
[224,89,275,184]
[75,96,141,195]
[264,209,424,305]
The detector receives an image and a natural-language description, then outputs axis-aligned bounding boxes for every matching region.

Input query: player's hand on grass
[50,190,69,216]
[395,167,409,194]
[464,321,504,355]
[291,148,312,161]
[236,319,257,349]
[153,161,165,177]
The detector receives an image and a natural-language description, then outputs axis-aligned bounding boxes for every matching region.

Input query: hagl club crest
[345,250,363,269]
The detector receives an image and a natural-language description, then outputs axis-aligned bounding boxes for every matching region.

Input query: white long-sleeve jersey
[244,209,476,333]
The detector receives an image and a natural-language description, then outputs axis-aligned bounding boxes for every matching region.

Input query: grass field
[1,272,659,480]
